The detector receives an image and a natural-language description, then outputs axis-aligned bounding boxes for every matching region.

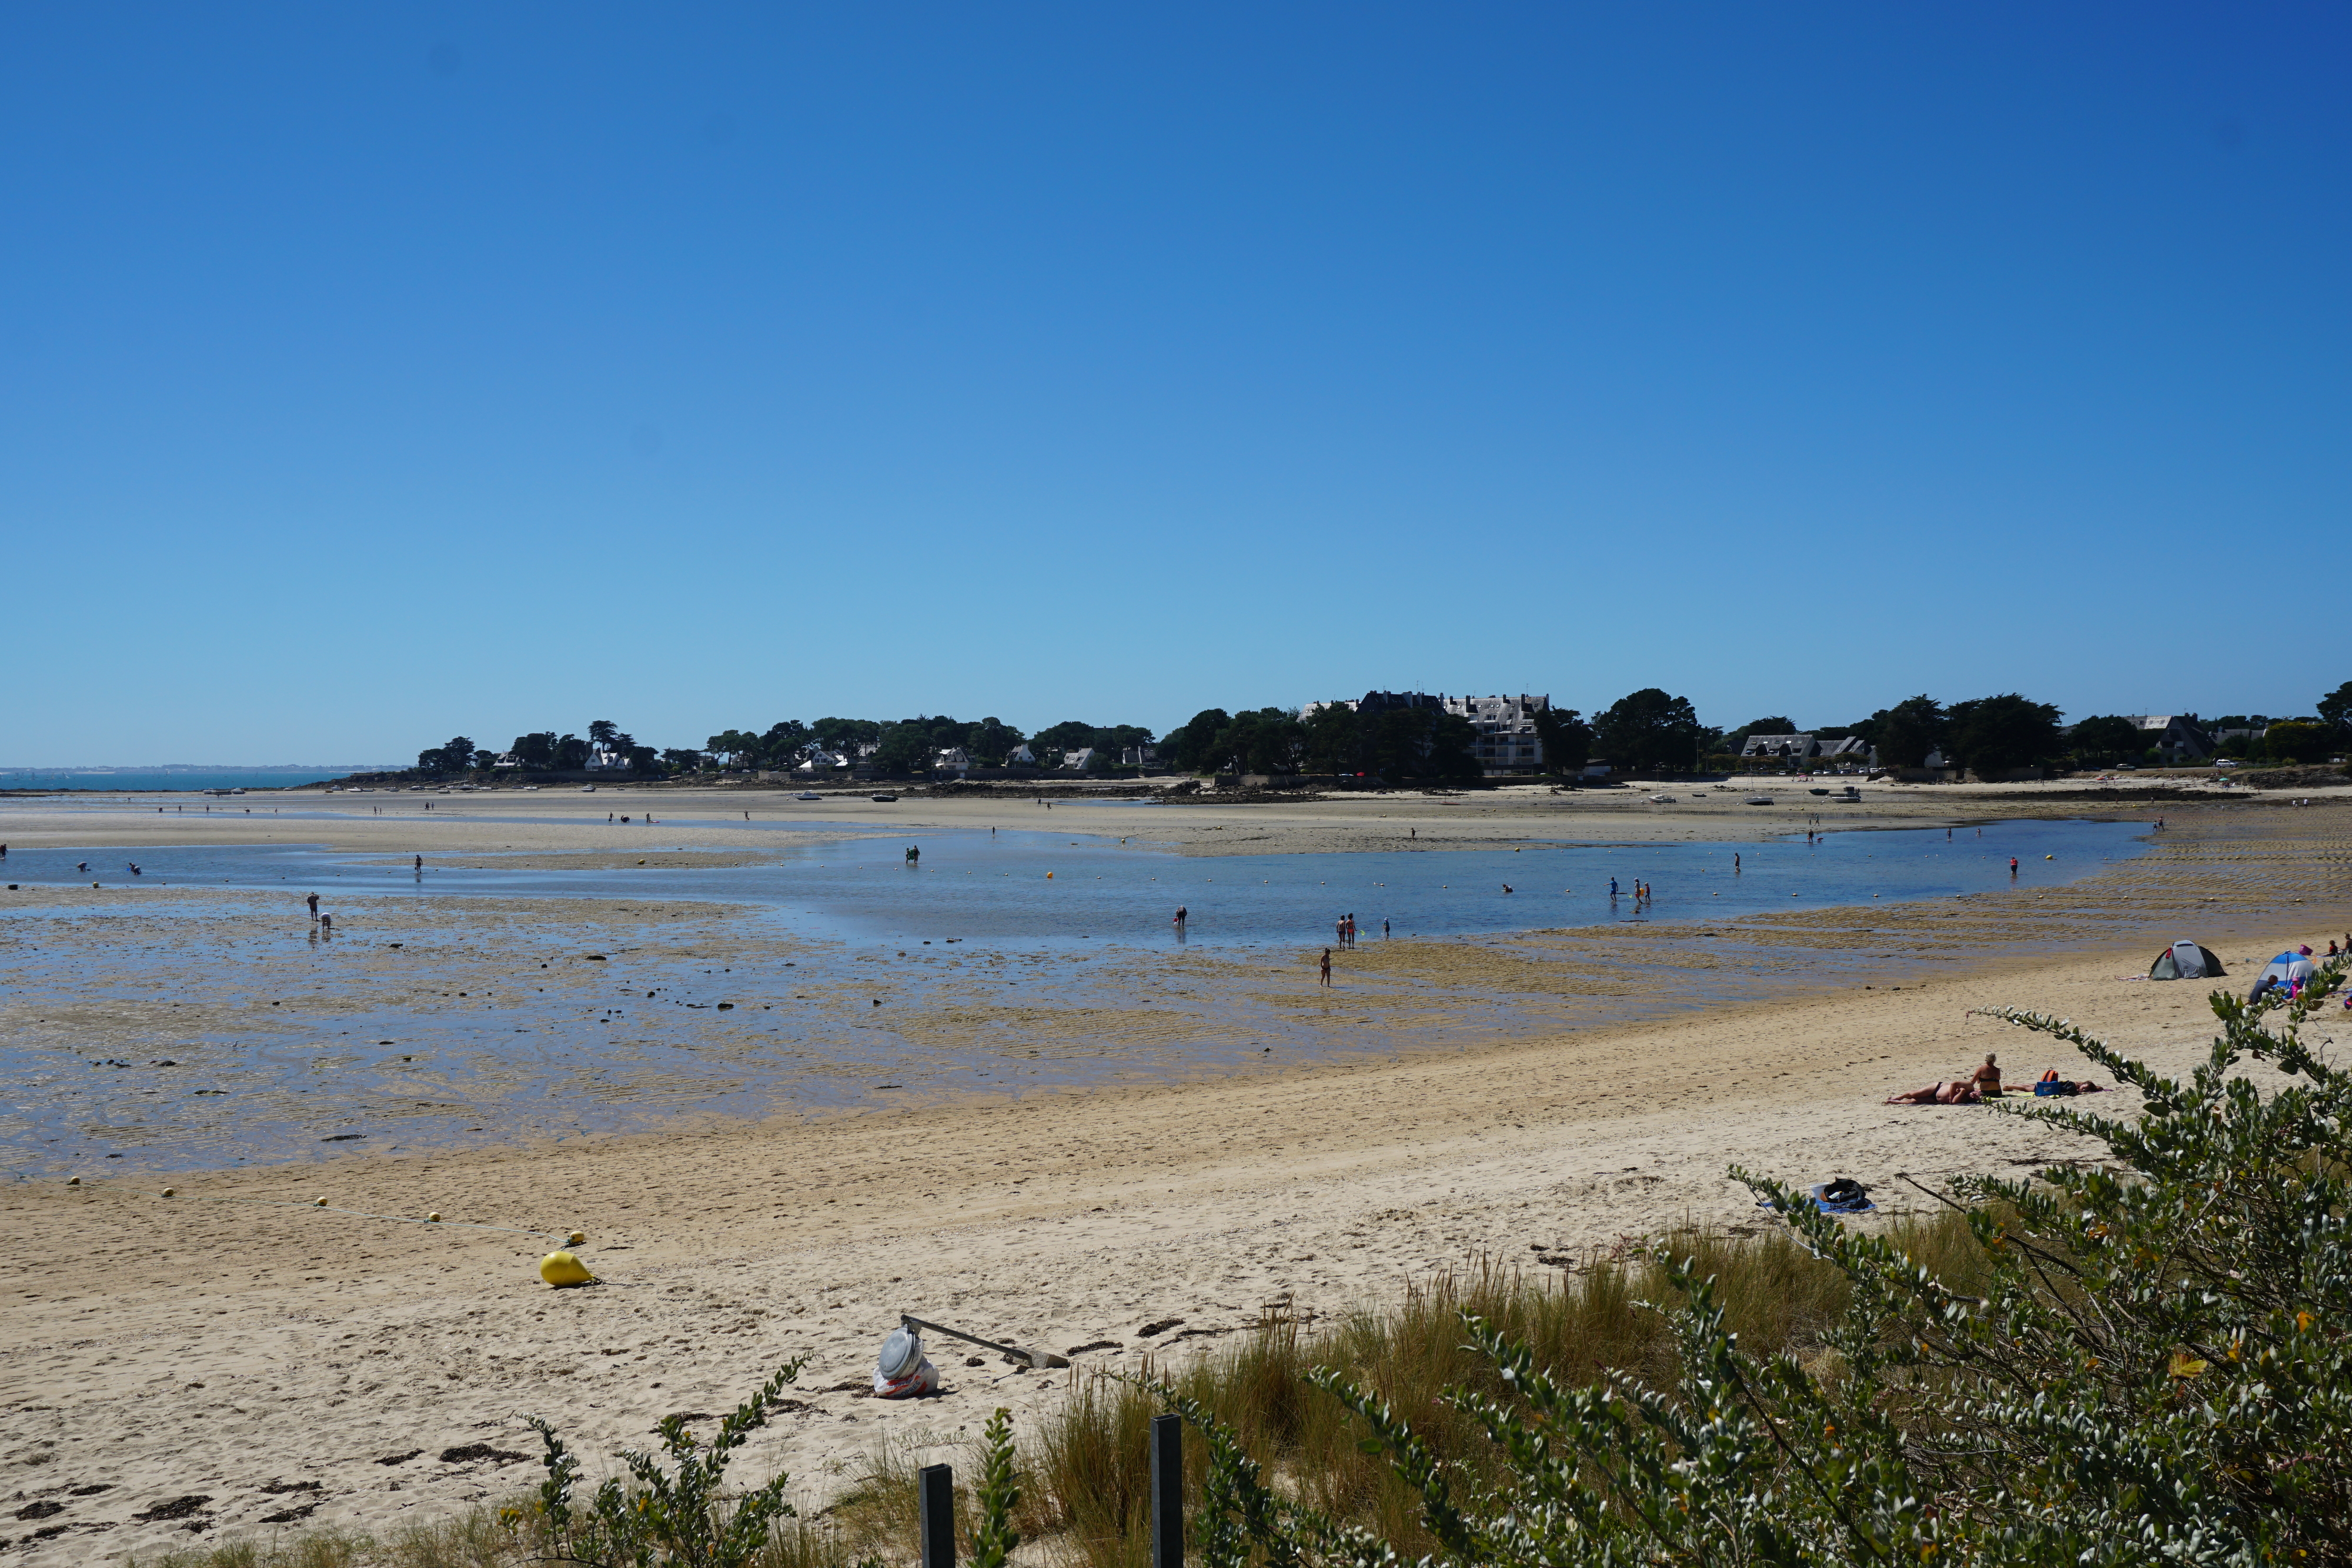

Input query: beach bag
[2034,1079,2079,1098]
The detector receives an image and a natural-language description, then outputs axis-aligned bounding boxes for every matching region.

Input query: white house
[1007,743,1036,765]
[934,747,972,777]
[1060,747,1095,771]
[1121,744,1156,768]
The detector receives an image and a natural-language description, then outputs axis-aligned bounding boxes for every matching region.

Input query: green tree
[587,719,619,747]
[967,716,1025,765]
[755,720,810,768]
[811,717,880,754]
[2259,718,2334,765]
[469,748,497,772]
[1593,688,1706,774]
[1166,708,1233,772]
[1207,708,1306,774]
[1033,720,1099,755]
[552,733,590,770]
[1871,694,1946,768]
[2318,681,2352,738]
[1304,703,1364,775]
[661,747,704,773]
[510,732,557,769]
[2067,714,2144,766]
[416,734,477,774]
[1531,707,1592,775]
[1945,693,2063,775]
[871,725,936,774]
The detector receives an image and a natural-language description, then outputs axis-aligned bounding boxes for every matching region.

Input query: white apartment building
[1442,693,1550,775]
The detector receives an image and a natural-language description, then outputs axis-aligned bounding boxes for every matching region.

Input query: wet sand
[0,791,2347,1563]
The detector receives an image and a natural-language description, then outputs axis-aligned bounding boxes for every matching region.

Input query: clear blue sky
[5,4,2345,764]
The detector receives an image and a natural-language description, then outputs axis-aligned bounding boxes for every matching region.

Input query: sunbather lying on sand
[1886,1081,1981,1105]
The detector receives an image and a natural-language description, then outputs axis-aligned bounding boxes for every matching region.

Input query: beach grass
[132,1213,1977,1568]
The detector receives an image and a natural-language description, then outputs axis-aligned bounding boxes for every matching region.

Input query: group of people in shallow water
[1608,877,1652,905]
[1886,1052,2105,1106]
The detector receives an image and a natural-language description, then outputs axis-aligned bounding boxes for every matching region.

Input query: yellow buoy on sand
[540,1250,595,1287]
[161,1186,176,1198]
[68,1176,81,1186]
[567,1231,586,1245]
[427,1212,442,1222]
[314,1196,329,1208]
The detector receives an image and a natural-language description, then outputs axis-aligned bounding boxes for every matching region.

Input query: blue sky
[4,4,2346,764]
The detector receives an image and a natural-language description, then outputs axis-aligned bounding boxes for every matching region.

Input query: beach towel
[1759,1181,1875,1216]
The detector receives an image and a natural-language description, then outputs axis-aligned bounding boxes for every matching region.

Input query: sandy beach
[2,784,2348,1562]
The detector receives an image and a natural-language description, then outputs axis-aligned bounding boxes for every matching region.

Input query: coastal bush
[1140,955,2352,1566]
[1020,1216,1982,1568]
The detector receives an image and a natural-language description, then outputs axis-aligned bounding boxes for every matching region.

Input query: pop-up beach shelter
[2149,939,2226,980]
[2255,951,2317,990]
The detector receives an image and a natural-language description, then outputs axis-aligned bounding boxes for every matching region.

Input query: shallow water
[0,817,2150,950]
[0,819,2151,1175]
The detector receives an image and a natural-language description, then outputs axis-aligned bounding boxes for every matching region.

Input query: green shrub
[1155,957,2352,1564]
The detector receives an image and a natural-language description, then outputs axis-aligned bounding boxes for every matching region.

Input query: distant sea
[0,767,395,793]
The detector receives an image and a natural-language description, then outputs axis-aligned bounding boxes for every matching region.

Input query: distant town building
[1305,690,1550,774]
[1442,693,1551,774]
[1120,745,1157,768]
[584,746,627,771]
[1738,733,1874,765]
[934,747,972,777]
[1060,747,1095,771]
[1007,742,1037,765]
[2127,715,2213,762]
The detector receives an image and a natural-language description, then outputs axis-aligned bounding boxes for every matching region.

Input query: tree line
[405,678,2350,781]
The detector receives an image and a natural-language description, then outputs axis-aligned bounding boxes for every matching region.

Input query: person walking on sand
[305,892,320,920]
[1319,948,1332,987]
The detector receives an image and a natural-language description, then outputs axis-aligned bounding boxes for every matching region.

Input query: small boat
[795,791,822,802]
[1648,794,1678,804]
[870,792,898,803]
[1809,787,1830,795]
[1745,794,1774,805]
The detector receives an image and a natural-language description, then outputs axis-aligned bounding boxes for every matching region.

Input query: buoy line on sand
[55,1176,603,1286]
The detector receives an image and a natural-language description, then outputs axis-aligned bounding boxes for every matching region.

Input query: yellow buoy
[68,1176,81,1186]
[427,1212,442,1222]
[161,1186,176,1198]
[567,1231,586,1245]
[314,1196,329,1208]
[2045,854,2055,860]
[540,1250,595,1287]
[1046,871,1054,878]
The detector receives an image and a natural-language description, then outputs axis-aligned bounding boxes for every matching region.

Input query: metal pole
[1151,1413,1183,1568]
[920,1463,954,1568]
